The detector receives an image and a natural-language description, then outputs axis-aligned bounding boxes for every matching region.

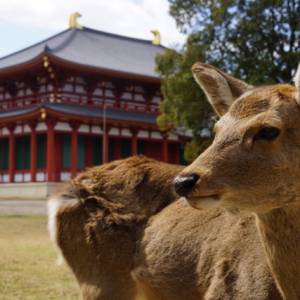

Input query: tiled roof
[46,103,157,124]
[0,27,166,78]
[0,103,157,125]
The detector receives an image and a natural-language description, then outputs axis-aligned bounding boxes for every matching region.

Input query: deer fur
[180,63,300,299]
[48,156,280,300]
[192,63,252,115]
[48,157,182,300]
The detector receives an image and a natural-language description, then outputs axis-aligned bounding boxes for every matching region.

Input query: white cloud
[0,0,186,48]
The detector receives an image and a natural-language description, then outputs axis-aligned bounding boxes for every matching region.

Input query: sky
[0,0,186,58]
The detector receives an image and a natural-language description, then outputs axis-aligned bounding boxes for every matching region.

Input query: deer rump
[48,156,280,300]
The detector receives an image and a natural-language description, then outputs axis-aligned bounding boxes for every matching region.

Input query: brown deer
[48,157,183,300]
[174,63,300,300]
[49,155,280,299]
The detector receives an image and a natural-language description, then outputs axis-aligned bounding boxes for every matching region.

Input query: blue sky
[0,0,186,58]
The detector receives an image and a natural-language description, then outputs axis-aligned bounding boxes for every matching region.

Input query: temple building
[0,16,186,199]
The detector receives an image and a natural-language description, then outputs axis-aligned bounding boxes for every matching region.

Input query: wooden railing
[0,92,160,114]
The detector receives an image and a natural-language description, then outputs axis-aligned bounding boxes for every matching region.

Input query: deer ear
[294,64,300,105]
[192,63,252,116]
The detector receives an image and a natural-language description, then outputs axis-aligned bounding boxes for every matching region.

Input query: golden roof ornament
[43,56,49,68]
[69,12,83,29]
[151,30,161,45]
[40,108,47,120]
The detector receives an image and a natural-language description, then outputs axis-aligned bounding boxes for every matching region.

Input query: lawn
[0,215,79,300]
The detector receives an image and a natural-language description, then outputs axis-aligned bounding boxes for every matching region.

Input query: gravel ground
[0,200,47,215]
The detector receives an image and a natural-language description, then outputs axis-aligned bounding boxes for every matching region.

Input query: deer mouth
[185,194,220,209]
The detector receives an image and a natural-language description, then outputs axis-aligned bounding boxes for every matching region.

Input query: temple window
[15,136,30,170]
[0,138,9,171]
[121,139,131,158]
[62,83,73,92]
[77,135,85,169]
[152,95,161,103]
[93,88,103,96]
[37,134,46,169]
[76,77,85,84]
[104,89,114,97]
[25,88,32,95]
[47,84,54,92]
[4,92,11,99]
[121,92,132,100]
[92,137,102,165]
[75,85,85,93]
[133,94,145,102]
[17,90,24,97]
[62,134,71,169]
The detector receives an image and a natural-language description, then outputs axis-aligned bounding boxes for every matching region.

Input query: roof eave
[44,106,158,129]
[0,107,41,123]
[0,106,158,130]
[0,52,161,84]
[0,53,45,78]
[48,54,161,84]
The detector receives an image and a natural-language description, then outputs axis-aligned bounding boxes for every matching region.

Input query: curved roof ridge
[0,28,72,60]
[47,29,78,53]
[82,26,166,49]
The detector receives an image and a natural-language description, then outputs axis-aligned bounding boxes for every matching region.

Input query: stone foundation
[0,182,63,200]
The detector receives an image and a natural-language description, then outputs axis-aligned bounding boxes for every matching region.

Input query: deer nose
[174,174,199,197]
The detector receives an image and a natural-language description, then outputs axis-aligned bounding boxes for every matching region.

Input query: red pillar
[70,123,79,177]
[162,134,169,162]
[46,120,56,181]
[8,126,15,183]
[131,128,138,156]
[29,123,37,182]
[102,127,109,163]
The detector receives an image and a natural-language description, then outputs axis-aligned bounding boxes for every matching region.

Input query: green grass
[0,216,79,300]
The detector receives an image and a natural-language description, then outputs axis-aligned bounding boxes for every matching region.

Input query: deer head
[174,63,300,213]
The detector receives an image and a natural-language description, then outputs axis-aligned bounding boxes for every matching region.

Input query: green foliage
[168,0,300,82]
[156,38,213,162]
[157,0,300,160]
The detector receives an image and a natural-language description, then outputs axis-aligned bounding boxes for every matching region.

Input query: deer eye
[254,127,280,141]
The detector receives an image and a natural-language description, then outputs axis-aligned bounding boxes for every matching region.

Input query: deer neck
[256,205,300,300]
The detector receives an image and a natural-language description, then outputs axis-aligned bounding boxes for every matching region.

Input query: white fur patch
[47,197,61,242]
[47,196,64,265]
[294,64,300,105]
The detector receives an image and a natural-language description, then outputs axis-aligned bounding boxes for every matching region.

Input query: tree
[157,0,300,161]
[156,37,214,162]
